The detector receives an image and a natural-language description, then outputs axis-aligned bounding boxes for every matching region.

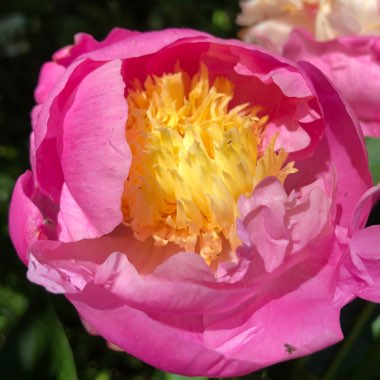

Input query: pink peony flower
[9,28,380,377]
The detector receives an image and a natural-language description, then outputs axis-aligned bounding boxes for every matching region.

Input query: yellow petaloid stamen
[122,65,296,264]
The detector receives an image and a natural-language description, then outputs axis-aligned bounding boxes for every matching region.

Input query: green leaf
[372,313,380,338]
[164,373,207,380]
[46,306,78,380]
[0,285,28,333]
[366,137,380,184]
[94,370,111,380]
[16,304,78,379]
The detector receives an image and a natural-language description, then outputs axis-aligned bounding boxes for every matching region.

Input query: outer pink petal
[26,234,257,315]
[53,28,141,66]
[338,184,380,301]
[54,28,209,66]
[33,59,105,201]
[69,294,255,377]
[67,233,343,377]
[9,171,44,264]
[284,30,380,138]
[60,59,130,240]
[350,184,380,234]
[203,255,344,375]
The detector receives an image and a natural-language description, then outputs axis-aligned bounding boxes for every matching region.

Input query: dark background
[0,1,380,379]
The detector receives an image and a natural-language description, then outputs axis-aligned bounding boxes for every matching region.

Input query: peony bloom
[237,0,380,137]
[9,28,380,377]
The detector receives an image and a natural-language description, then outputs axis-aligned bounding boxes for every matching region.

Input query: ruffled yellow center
[122,65,296,264]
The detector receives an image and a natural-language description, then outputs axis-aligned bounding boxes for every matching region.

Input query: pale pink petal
[230,176,333,281]
[350,184,380,235]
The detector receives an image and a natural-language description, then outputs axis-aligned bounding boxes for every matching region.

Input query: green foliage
[366,137,380,184]
[0,1,379,379]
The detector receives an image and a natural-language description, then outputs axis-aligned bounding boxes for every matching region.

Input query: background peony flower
[9,28,380,377]
[237,0,318,52]
[283,30,380,137]
[237,0,380,51]
[237,0,380,137]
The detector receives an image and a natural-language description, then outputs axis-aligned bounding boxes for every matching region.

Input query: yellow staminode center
[122,65,296,264]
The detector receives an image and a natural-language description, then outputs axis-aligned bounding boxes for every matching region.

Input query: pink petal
[204,254,344,374]
[53,28,141,66]
[57,184,104,242]
[348,225,380,302]
[9,172,44,264]
[70,294,236,377]
[34,59,106,201]
[231,176,333,280]
[350,184,380,235]
[27,232,258,315]
[54,28,209,66]
[289,60,372,228]
[60,59,130,239]
[65,228,342,377]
